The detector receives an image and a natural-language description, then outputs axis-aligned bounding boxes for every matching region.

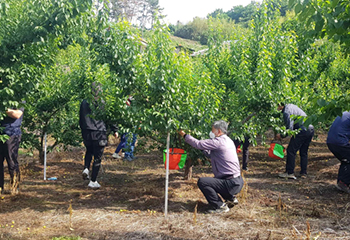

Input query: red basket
[163,148,187,170]
[268,143,286,159]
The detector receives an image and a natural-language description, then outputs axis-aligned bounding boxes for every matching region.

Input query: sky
[159,0,262,25]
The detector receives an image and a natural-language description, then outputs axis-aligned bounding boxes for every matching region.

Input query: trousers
[327,143,350,186]
[286,128,314,174]
[0,135,21,190]
[197,176,244,209]
[83,140,105,182]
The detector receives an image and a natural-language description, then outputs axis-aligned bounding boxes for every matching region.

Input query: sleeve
[283,112,293,130]
[281,112,292,138]
[109,124,119,134]
[202,150,211,158]
[185,134,220,150]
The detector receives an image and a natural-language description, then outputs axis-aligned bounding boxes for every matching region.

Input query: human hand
[275,133,281,140]
[178,130,186,137]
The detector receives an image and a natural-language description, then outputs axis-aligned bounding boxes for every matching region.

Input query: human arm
[275,133,282,140]
[184,134,219,151]
[278,112,293,138]
[6,108,23,119]
[283,112,293,130]
[179,130,218,150]
[178,130,186,138]
[108,123,119,138]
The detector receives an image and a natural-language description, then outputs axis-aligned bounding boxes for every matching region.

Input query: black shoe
[226,197,239,208]
[242,167,249,171]
[300,173,307,179]
[336,180,350,194]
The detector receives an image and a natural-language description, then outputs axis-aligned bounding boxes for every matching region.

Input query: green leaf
[315,17,325,32]
[317,99,327,107]
[288,0,297,9]
[295,3,303,14]
[331,0,341,9]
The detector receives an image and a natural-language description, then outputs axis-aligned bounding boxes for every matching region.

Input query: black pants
[234,137,250,170]
[0,135,21,190]
[83,140,105,182]
[327,143,350,186]
[197,176,244,209]
[286,128,314,174]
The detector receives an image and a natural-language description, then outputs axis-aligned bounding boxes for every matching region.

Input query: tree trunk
[39,131,45,165]
[184,156,192,180]
[39,149,44,165]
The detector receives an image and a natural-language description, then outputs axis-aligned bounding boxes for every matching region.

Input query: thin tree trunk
[39,148,44,165]
[184,156,192,180]
[39,130,45,165]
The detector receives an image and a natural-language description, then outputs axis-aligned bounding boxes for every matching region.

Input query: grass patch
[169,35,207,52]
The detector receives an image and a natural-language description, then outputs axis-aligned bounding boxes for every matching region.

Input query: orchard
[0,0,349,239]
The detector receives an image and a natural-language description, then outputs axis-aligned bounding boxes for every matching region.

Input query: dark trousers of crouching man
[198,175,243,209]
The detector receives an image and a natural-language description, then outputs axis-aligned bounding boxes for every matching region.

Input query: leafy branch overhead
[289,0,350,52]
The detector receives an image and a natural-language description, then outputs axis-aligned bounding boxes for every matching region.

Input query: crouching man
[179,120,243,214]
[327,111,350,194]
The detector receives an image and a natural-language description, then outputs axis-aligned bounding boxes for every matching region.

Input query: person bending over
[327,111,350,194]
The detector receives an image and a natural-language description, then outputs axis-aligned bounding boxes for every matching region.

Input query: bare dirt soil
[0,134,349,240]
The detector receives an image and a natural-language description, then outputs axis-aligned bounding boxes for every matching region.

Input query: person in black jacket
[79,83,118,189]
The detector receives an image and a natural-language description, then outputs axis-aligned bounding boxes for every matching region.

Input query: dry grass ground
[0,134,349,240]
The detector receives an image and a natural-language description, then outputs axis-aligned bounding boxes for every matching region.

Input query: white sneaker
[82,168,89,180]
[88,180,101,189]
[207,203,230,214]
[112,153,122,159]
[278,172,297,179]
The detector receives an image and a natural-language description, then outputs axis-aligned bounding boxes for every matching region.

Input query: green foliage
[289,0,350,53]
[173,17,239,45]
[2,0,350,167]
[207,9,229,19]
[0,0,93,107]
[201,1,299,141]
[21,44,92,159]
[137,22,223,133]
[226,1,261,24]
[0,0,94,161]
